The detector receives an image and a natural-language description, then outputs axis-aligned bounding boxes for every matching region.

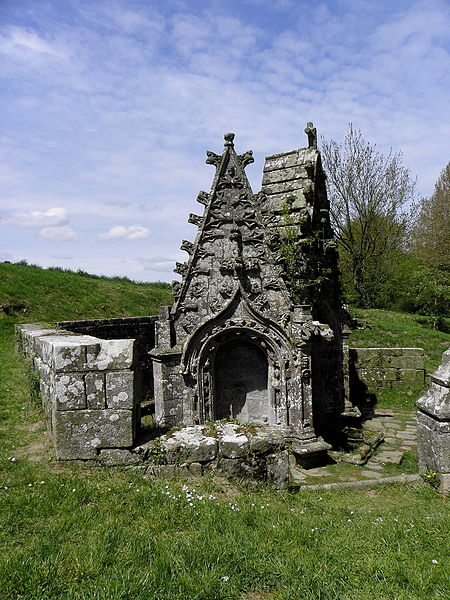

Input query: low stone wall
[416,348,450,494]
[58,316,157,401]
[349,347,425,390]
[16,323,139,460]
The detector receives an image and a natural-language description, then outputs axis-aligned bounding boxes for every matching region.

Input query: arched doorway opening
[213,338,268,424]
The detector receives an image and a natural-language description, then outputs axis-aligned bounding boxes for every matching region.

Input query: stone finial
[224,132,235,146]
[304,122,317,149]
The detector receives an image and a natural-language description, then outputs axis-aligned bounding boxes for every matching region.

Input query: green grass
[1,263,449,599]
[347,307,449,410]
[0,261,172,322]
[348,307,450,372]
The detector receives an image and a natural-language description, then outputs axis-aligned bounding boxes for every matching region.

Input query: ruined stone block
[266,450,291,489]
[218,425,249,458]
[161,426,218,463]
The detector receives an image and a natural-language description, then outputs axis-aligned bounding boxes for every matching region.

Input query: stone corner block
[86,339,135,371]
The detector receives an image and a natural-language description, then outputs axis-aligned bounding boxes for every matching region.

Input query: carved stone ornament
[151,127,350,448]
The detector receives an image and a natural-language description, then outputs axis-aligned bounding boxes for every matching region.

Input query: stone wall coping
[350,347,424,352]
[58,315,158,327]
[17,324,136,372]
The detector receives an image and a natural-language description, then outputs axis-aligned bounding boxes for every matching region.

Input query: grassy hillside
[0,261,172,322]
[349,307,449,373]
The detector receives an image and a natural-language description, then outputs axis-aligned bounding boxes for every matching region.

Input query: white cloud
[38,225,81,241]
[98,225,150,240]
[0,26,66,60]
[2,207,68,227]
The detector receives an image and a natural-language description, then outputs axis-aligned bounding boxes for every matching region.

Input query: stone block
[86,339,135,371]
[261,164,308,185]
[266,450,291,489]
[262,179,306,196]
[54,409,133,460]
[400,369,425,385]
[263,148,310,171]
[162,426,218,463]
[248,427,285,453]
[416,411,450,474]
[48,336,99,372]
[99,448,142,466]
[390,355,424,369]
[54,373,86,410]
[85,372,105,409]
[218,424,249,458]
[218,456,265,480]
[106,371,134,409]
[264,190,307,213]
[439,473,450,495]
[417,381,450,420]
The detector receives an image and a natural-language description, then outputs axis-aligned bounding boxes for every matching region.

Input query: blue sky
[1,0,449,282]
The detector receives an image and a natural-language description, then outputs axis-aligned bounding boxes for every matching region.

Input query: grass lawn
[1,264,449,599]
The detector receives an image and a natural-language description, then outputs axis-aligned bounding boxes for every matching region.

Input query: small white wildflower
[350,511,354,515]
[300,509,304,514]
[9,457,16,462]
[72,488,76,492]
[28,483,32,487]
[431,559,438,565]
[347,519,352,523]
[221,576,229,582]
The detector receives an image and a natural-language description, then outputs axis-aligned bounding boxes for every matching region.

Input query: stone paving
[295,409,418,485]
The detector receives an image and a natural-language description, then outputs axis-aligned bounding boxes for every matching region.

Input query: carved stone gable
[151,124,355,448]
[172,133,291,346]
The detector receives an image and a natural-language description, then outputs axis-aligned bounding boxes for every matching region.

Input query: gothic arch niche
[193,325,286,426]
[213,338,268,424]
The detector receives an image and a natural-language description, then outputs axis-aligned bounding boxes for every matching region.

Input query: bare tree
[321,126,417,307]
[412,162,450,271]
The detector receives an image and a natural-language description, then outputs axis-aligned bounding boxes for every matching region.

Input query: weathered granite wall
[349,347,425,390]
[16,323,139,460]
[58,316,157,401]
[416,348,450,494]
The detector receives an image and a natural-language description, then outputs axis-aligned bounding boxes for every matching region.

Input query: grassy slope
[348,307,450,373]
[0,262,172,322]
[0,263,449,599]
